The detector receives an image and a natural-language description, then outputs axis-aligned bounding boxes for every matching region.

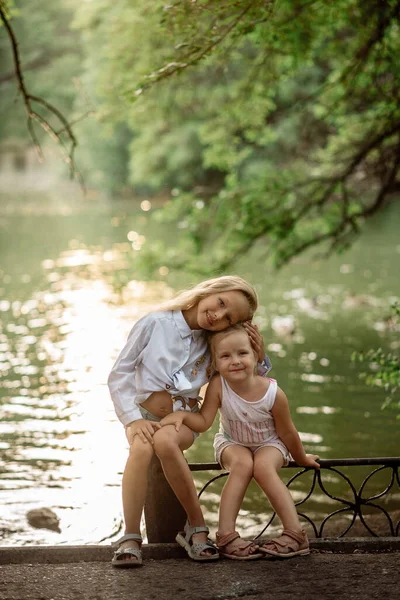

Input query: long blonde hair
[158,275,258,318]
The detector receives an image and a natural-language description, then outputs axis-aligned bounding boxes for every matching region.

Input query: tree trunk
[144,455,186,542]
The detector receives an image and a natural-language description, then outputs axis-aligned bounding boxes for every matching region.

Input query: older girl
[108,276,270,567]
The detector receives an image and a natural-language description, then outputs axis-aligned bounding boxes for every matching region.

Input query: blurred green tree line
[1,0,399,269]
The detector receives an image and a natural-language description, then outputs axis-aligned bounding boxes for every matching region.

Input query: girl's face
[213,330,257,381]
[196,291,250,331]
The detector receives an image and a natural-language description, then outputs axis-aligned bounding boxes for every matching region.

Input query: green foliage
[0,0,134,193]
[73,0,400,271]
[0,0,83,141]
[352,302,400,415]
[2,0,400,253]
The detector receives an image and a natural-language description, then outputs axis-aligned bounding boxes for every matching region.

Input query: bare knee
[128,437,155,462]
[253,447,284,482]
[227,455,254,480]
[253,459,279,484]
[153,428,180,458]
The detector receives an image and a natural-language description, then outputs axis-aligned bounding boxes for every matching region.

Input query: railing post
[144,455,186,542]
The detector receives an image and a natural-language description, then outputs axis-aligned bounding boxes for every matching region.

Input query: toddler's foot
[260,528,310,558]
[216,531,263,560]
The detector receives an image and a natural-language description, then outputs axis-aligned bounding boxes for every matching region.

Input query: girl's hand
[125,419,161,445]
[160,411,186,432]
[243,321,265,363]
[299,454,320,469]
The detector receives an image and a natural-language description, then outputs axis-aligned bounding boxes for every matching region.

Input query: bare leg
[218,445,253,534]
[253,446,301,532]
[153,425,212,554]
[118,436,154,559]
[215,445,260,557]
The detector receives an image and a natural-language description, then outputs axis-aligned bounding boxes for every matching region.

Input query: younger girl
[161,324,320,560]
[108,276,269,567]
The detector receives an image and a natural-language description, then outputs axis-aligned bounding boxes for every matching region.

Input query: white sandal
[176,522,219,562]
[112,533,143,568]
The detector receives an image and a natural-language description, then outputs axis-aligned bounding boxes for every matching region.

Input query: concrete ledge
[309,537,400,553]
[0,543,186,564]
[0,538,399,564]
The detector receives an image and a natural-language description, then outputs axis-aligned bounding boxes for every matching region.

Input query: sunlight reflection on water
[1,196,399,546]
[0,270,174,546]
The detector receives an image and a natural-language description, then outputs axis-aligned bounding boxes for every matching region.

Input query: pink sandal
[260,528,310,558]
[216,531,263,561]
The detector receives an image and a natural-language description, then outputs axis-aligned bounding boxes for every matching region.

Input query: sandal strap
[190,540,219,556]
[113,546,142,560]
[216,531,241,549]
[216,532,259,557]
[189,526,209,535]
[267,537,289,549]
[264,529,306,553]
[114,533,143,547]
[184,522,210,540]
[281,529,306,545]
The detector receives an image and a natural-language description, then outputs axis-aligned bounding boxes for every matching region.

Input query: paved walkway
[1,542,399,600]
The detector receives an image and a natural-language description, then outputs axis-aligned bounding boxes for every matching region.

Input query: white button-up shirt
[108,310,273,427]
[108,311,210,426]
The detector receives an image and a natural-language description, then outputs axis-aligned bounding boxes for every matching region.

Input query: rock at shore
[26,508,61,533]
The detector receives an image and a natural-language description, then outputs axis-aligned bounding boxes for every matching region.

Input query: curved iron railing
[189,457,400,538]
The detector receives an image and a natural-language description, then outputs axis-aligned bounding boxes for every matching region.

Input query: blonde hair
[209,324,258,371]
[158,275,258,318]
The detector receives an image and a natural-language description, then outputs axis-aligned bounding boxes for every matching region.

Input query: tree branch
[204,126,400,272]
[134,1,274,94]
[0,51,68,86]
[0,1,85,190]
[340,0,400,86]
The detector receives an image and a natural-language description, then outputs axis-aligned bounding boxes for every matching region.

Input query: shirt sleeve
[257,354,272,376]
[108,314,156,426]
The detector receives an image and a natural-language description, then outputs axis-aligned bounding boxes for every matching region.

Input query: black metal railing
[189,457,400,538]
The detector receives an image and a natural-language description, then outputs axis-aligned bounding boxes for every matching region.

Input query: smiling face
[195,290,251,332]
[212,329,258,382]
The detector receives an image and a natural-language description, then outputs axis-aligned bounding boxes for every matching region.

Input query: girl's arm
[161,375,221,433]
[272,388,320,469]
[108,315,162,442]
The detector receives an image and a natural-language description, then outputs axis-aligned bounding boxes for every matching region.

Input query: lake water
[0,189,399,546]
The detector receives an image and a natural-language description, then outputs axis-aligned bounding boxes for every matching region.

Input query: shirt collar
[173,310,204,340]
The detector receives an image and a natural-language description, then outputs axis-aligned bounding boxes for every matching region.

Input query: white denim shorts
[214,432,291,468]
